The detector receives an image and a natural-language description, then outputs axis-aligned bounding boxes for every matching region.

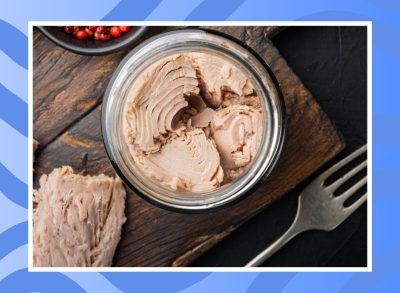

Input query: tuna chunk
[211,105,263,180]
[123,52,263,192]
[125,55,200,153]
[33,166,126,267]
[135,129,224,192]
[33,139,39,162]
[192,53,254,107]
[191,107,217,128]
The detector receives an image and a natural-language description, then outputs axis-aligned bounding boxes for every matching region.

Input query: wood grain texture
[33,26,344,267]
[32,27,164,148]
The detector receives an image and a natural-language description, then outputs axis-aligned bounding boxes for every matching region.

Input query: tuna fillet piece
[125,55,200,153]
[135,129,224,192]
[191,107,217,128]
[33,139,39,162]
[211,104,263,179]
[192,53,254,107]
[33,166,126,267]
[123,52,263,192]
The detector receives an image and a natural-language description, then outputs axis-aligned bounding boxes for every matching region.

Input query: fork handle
[245,220,306,267]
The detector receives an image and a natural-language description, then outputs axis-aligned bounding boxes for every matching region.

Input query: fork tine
[327,160,367,191]
[317,145,367,184]
[337,176,367,202]
[343,192,367,216]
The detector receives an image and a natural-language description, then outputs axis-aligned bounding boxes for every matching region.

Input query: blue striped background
[0,0,397,292]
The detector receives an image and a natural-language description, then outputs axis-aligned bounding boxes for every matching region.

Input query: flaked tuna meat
[221,92,261,108]
[33,166,126,267]
[192,53,254,107]
[125,55,200,153]
[211,105,263,179]
[135,129,223,192]
[191,107,217,128]
[123,52,263,192]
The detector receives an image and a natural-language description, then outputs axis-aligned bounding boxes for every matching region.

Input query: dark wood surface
[33,26,344,267]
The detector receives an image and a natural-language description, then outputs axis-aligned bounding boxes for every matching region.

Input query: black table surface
[191,26,367,267]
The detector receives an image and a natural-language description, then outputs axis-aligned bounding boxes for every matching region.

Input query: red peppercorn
[96,26,106,34]
[64,26,74,34]
[94,31,102,40]
[109,26,122,38]
[119,26,131,32]
[75,30,88,40]
[62,25,130,41]
[100,33,110,41]
[84,28,93,37]
[87,26,97,32]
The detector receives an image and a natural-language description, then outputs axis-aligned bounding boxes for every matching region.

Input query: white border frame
[28,21,372,272]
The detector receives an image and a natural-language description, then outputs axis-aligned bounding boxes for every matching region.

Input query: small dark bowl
[37,26,149,56]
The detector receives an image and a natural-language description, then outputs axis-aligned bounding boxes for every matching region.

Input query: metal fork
[246,145,367,267]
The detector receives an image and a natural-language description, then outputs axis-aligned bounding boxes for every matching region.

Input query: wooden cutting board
[33,26,344,267]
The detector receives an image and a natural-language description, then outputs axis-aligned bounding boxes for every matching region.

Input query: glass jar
[102,29,285,212]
